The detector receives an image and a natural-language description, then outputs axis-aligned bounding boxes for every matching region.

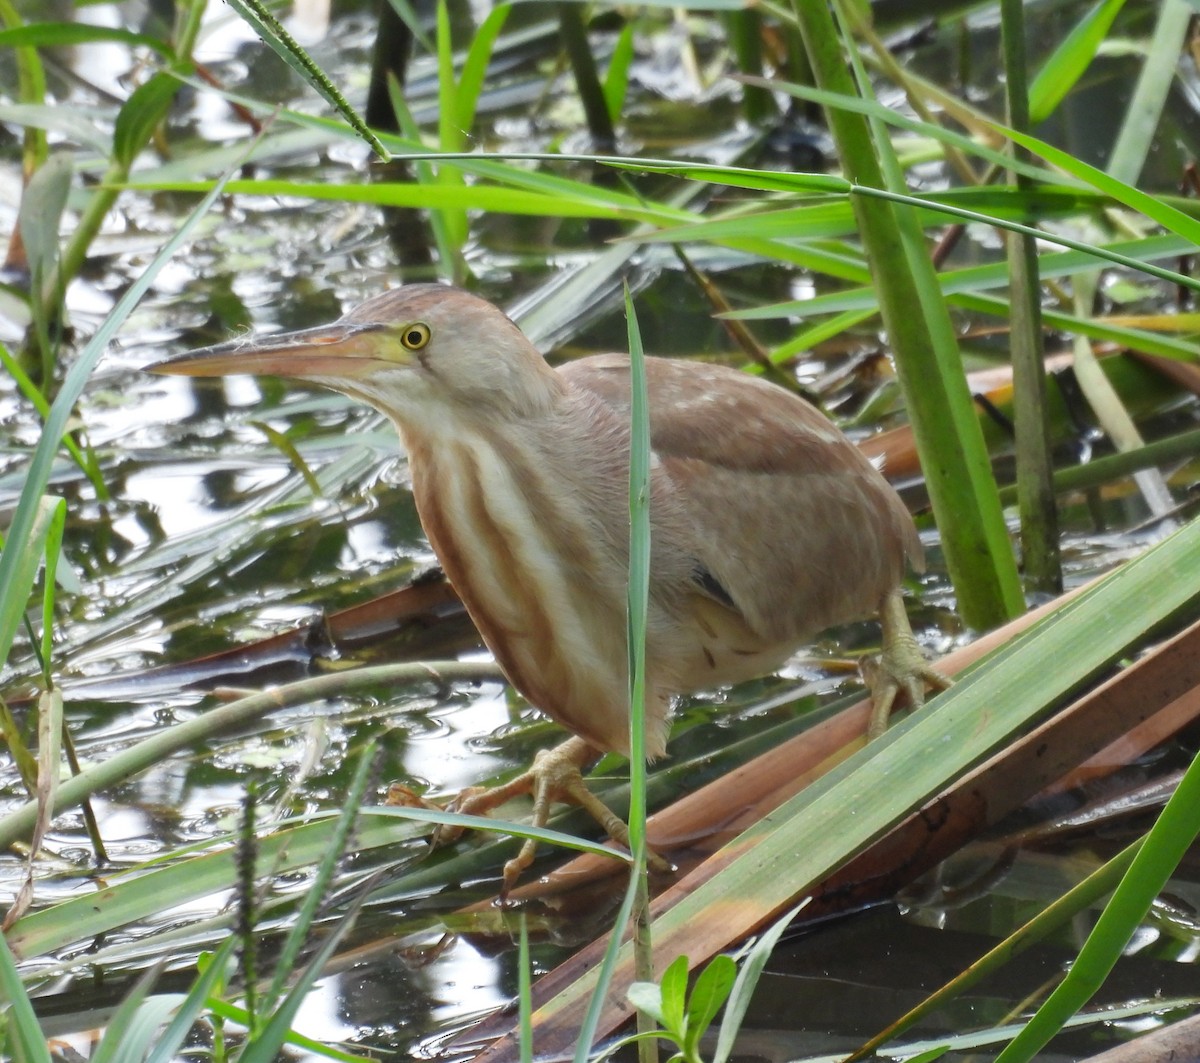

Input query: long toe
[865,590,953,738]
[424,736,661,894]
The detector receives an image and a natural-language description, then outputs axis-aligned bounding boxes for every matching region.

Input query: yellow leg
[862,589,953,739]
[440,735,673,895]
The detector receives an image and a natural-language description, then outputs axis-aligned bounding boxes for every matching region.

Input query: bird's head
[149,284,565,429]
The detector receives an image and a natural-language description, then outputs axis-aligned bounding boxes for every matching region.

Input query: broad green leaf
[626,982,666,1026]
[658,953,689,1035]
[683,955,735,1057]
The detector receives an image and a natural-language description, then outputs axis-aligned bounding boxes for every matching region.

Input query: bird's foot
[432,735,672,896]
[861,589,952,740]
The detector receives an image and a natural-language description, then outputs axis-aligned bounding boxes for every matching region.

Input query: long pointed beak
[147,322,392,379]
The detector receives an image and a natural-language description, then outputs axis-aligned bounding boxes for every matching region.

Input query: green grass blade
[712,902,807,1063]
[0,931,50,1063]
[603,23,635,124]
[1107,0,1190,184]
[518,915,533,1063]
[142,938,238,1063]
[457,4,510,133]
[89,964,172,1063]
[237,872,378,1063]
[0,496,62,677]
[573,846,644,1063]
[624,285,651,850]
[1028,0,1128,123]
[0,21,173,54]
[994,122,1200,246]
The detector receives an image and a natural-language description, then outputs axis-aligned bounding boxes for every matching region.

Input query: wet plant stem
[1001,0,1061,595]
[795,0,1024,630]
[634,867,657,1063]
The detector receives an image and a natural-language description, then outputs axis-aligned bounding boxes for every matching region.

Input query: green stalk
[1001,0,1060,594]
[722,9,775,125]
[794,0,1023,630]
[558,4,616,148]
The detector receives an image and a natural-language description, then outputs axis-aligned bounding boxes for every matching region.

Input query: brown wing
[559,354,921,642]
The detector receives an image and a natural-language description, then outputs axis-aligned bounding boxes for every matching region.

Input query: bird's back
[561,354,921,653]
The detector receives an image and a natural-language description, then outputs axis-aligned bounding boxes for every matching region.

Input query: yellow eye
[400,322,431,350]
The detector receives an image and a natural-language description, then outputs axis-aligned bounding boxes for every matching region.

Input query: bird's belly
[409,435,638,754]
[666,594,799,693]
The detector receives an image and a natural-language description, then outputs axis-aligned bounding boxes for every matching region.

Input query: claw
[862,589,952,739]
[423,736,672,897]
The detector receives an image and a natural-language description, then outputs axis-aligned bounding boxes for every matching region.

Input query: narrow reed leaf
[603,23,635,124]
[457,4,510,134]
[518,915,533,1063]
[141,938,239,1063]
[32,688,62,859]
[38,500,68,670]
[624,285,651,844]
[0,23,173,55]
[88,964,172,1063]
[1028,0,1127,123]
[713,901,808,1063]
[0,496,63,675]
[574,857,644,1063]
[1106,0,1191,185]
[239,873,383,1063]
[0,928,50,1063]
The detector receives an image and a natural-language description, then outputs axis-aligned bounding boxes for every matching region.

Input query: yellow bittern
[153,284,947,888]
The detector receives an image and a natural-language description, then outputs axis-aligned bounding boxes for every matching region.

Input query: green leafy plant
[613,902,804,1063]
